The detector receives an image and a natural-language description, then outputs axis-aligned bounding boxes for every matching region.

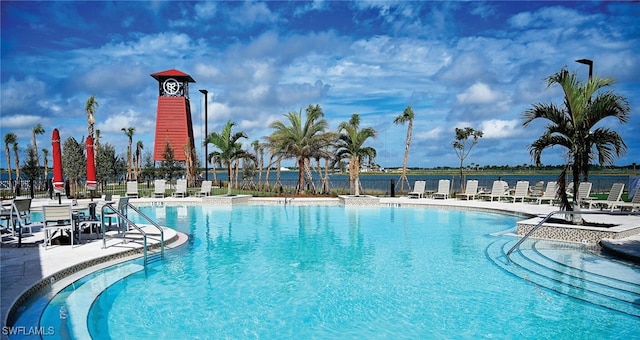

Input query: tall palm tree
[12,141,20,193]
[4,132,17,192]
[334,114,377,196]
[86,95,99,167]
[121,127,135,181]
[42,148,49,188]
[267,104,334,194]
[135,140,144,180]
[523,67,630,209]
[32,124,45,169]
[204,120,250,195]
[393,105,414,191]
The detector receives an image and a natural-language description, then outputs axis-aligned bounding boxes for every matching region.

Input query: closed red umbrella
[86,136,97,191]
[52,128,64,194]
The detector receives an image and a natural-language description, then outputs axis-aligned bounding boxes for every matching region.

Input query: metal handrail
[125,202,165,258]
[506,209,640,257]
[101,203,149,263]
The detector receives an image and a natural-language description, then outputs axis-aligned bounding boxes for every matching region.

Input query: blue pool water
[15,205,640,339]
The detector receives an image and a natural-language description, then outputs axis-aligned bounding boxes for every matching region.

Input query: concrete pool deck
[1,195,639,332]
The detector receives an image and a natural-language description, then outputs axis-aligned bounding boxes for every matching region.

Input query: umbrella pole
[57,192,61,205]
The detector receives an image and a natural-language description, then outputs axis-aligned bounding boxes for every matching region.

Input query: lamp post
[575,59,593,79]
[199,89,209,181]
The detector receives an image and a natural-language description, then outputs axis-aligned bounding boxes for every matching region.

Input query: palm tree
[42,148,49,189]
[135,141,144,180]
[86,95,99,167]
[334,114,377,196]
[523,67,630,210]
[267,104,334,194]
[204,120,250,195]
[32,124,45,169]
[393,106,415,191]
[121,127,135,181]
[4,132,16,192]
[12,141,20,193]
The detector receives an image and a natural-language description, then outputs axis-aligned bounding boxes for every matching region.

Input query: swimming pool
[16,205,640,338]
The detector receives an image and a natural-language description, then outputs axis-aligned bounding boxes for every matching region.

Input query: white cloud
[415,127,443,140]
[456,82,500,105]
[479,119,521,139]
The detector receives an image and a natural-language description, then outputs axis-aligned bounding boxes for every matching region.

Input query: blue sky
[1,1,639,170]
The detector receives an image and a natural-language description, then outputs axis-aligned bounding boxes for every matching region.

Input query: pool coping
[2,195,639,336]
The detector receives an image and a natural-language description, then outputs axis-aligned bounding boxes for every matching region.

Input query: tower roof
[151,69,196,82]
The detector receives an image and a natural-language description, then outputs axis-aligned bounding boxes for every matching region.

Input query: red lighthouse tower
[150,69,196,164]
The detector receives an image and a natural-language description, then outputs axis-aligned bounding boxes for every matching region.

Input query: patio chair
[432,179,450,199]
[126,181,139,198]
[408,180,426,198]
[0,198,34,236]
[456,180,479,200]
[506,181,529,203]
[42,204,75,249]
[153,179,167,198]
[173,179,187,198]
[479,180,509,201]
[611,189,640,212]
[195,180,212,197]
[526,181,557,204]
[529,181,545,197]
[582,183,624,211]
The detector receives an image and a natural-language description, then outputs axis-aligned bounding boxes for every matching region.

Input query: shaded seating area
[126,181,139,198]
[432,179,450,199]
[456,180,479,200]
[582,183,624,211]
[42,204,75,249]
[408,180,426,198]
[153,179,167,198]
[195,180,212,197]
[173,179,187,198]
[525,181,557,204]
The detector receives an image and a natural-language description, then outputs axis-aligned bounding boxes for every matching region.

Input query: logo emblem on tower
[163,78,181,96]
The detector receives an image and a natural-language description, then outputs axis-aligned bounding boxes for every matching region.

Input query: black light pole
[199,89,209,181]
[576,59,593,79]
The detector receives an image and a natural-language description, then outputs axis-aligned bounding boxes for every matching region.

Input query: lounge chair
[479,180,509,201]
[611,190,640,212]
[456,180,479,200]
[153,179,167,198]
[126,181,139,198]
[526,181,557,204]
[506,181,529,203]
[408,180,426,198]
[432,179,450,199]
[583,183,624,211]
[195,180,212,197]
[529,181,545,197]
[42,204,75,249]
[173,179,187,198]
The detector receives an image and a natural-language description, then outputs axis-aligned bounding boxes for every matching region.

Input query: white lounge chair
[42,204,75,249]
[195,180,212,197]
[506,181,529,203]
[480,180,509,201]
[529,181,545,197]
[583,183,624,211]
[153,179,167,198]
[173,179,187,198]
[126,181,139,198]
[526,181,557,204]
[456,180,479,200]
[0,198,34,236]
[611,190,640,212]
[432,179,450,199]
[408,180,426,198]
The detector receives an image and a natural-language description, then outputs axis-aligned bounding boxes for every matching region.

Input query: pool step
[487,238,640,318]
[64,263,144,339]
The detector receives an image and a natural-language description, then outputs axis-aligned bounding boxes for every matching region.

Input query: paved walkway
[1,196,638,331]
